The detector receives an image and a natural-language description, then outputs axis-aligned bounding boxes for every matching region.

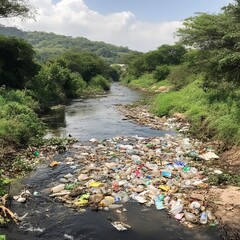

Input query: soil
[206,145,240,239]
[208,186,240,239]
[219,147,240,173]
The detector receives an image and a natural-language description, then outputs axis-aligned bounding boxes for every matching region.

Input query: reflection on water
[42,106,66,136]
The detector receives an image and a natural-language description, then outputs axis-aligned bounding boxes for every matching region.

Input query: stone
[190,193,205,201]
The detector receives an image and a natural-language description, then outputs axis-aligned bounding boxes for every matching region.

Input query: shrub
[0,91,45,146]
[0,88,39,111]
[121,73,135,84]
[64,73,87,98]
[168,65,191,89]
[153,65,170,81]
[90,75,110,91]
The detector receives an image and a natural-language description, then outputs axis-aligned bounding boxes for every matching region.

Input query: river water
[2,83,220,240]
[46,82,173,141]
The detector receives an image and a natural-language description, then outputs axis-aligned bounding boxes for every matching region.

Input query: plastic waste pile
[18,134,220,228]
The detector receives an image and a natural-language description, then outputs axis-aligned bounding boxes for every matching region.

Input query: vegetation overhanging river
[2,83,219,240]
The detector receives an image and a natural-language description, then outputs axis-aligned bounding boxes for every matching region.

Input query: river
[1,83,220,240]
[46,82,173,141]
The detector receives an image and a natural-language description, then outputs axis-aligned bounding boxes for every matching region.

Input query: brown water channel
[1,83,220,240]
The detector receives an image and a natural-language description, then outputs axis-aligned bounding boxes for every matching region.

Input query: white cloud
[1,0,182,52]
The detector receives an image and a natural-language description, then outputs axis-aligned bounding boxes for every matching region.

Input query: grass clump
[89,75,110,91]
[128,73,171,92]
[208,173,240,187]
[0,89,45,146]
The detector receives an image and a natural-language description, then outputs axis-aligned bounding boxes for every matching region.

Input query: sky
[1,0,234,52]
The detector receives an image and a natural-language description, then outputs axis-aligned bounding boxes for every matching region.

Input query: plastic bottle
[184,211,197,223]
[180,171,194,179]
[113,191,129,203]
[155,197,165,210]
[51,184,65,193]
[183,166,191,172]
[190,201,201,210]
[163,195,171,205]
[131,155,141,163]
[161,171,172,178]
[169,201,184,215]
[33,151,39,156]
[108,204,123,209]
[99,196,114,207]
[200,211,208,224]
[166,179,174,186]
[114,196,122,203]
[126,149,138,155]
[206,210,215,221]
[147,185,158,194]
[90,194,104,203]
[145,162,158,171]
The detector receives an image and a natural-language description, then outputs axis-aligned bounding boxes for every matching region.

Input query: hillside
[0,25,137,63]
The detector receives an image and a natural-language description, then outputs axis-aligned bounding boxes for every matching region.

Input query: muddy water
[1,83,220,240]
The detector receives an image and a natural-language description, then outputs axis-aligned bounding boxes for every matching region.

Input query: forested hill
[0,25,137,63]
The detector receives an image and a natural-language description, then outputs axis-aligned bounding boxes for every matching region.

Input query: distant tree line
[0,25,138,64]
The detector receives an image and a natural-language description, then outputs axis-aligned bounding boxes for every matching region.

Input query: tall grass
[128,73,171,90]
[151,77,240,144]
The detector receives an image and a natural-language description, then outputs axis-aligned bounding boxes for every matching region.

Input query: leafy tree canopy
[127,44,186,78]
[177,0,240,89]
[0,0,32,18]
[0,35,40,89]
[53,52,109,82]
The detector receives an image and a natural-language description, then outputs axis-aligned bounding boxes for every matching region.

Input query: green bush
[64,73,87,98]
[153,65,170,81]
[32,63,88,105]
[0,91,45,146]
[89,75,110,91]
[121,73,135,84]
[31,64,67,106]
[151,80,203,116]
[129,73,157,89]
[168,65,191,89]
[0,89,39,111]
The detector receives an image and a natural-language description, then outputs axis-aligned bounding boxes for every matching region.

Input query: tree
[156,44,187,65]
[127,44,186,78]
[31,62,87,106]
[153,65,170,82]
[54,52,109,83]
[128,56,146,77]
[177,13,229,50]
[0,0,33,18]
[108,66,120,82]
[0,35,40,89]
[177,0,240,89]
